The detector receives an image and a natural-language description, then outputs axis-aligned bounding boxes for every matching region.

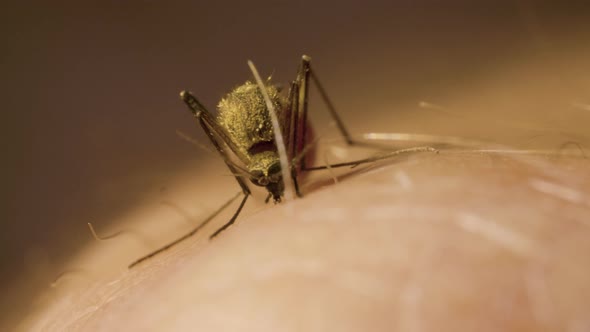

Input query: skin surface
[5,4,589,330]
[20,150,590,331]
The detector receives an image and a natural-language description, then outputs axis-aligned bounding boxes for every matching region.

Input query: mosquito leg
[283,55,313,198]
[304,57,353,146]
[182,91,251,191]
[296,55,311,171]
[304,146,437,171]
[128,92,253,268]
[306,57,395,150]
[209,193,249,238]
[291,55,358,175]
[128,191,243,268]
[287,79,304,197]
[182,91,253,235]
[296,56,436,173]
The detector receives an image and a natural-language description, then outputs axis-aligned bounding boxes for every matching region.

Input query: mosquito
[129,55,434,267]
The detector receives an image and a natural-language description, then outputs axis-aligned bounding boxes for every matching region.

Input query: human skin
[21,150,590,331]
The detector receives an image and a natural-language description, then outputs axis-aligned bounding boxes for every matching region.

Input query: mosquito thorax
[216,80,288,204]
[217,81,287,158]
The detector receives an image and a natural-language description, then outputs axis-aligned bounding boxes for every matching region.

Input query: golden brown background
[2,1,589,329]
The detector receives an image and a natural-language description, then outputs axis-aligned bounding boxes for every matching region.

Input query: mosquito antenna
[226,158,253,176]
[129,191,243,268]
[215,157,254,179]
[219,171,249,178]
[175,130,215,154]
[248,60,295,202]
[305,146,437,171]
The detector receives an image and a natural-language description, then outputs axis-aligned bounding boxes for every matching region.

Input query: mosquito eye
[257,177,269,186]
[250,170,263,184]
[268,162,281,176]
[269,173,281,183]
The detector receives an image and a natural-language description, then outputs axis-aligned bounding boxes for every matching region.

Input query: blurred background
[2,1,590,329]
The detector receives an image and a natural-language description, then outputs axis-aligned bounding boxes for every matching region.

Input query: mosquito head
[249,158,284,203]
